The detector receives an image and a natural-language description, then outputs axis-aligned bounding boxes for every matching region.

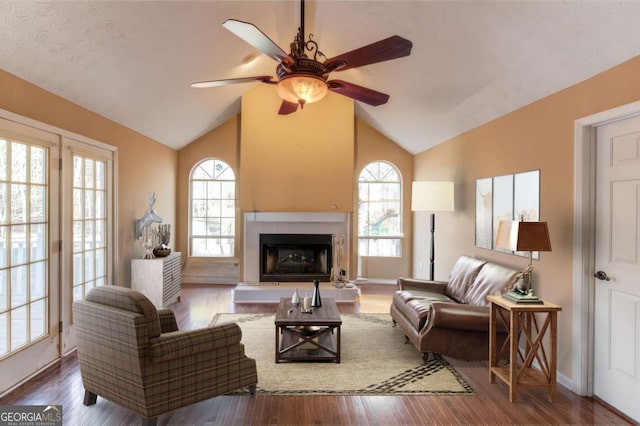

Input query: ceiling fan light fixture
[277,74,328,106]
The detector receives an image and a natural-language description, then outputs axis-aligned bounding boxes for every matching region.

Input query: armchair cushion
[157,309,179,333]
[149,322,243,362]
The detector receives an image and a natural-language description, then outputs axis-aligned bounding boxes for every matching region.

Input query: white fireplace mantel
[243,212,351,283]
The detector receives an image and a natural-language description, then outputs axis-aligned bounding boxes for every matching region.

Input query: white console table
[131,252,182,308]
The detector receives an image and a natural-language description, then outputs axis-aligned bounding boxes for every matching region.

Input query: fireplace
[260,234,332,282]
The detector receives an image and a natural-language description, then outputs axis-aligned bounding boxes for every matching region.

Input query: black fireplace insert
[260,233,332,282]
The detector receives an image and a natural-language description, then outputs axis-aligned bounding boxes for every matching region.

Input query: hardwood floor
[0,284,632,425]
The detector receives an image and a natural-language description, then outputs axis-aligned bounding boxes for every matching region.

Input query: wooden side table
[487,294,562,402]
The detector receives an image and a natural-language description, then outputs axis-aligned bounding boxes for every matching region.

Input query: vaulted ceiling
[2,1,640,154]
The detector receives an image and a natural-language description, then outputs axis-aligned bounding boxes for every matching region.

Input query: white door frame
[573,99,640,395]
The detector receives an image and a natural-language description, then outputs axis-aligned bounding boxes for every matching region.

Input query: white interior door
[594,117,640,422]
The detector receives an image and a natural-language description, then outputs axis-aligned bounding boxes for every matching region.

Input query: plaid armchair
[73,286,257,425]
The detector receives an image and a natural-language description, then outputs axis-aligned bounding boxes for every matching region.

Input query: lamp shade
[495,220,552,252]
[276,75,328,106]
[411,181,454,212]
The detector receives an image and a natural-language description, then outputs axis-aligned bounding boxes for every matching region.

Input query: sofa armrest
[157,308,179,333]
[427,303,507,333]
[398,277,448,293]
[149,322,243,362]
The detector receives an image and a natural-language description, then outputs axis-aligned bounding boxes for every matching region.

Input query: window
[190,159,235,257]
[357,161,402,257]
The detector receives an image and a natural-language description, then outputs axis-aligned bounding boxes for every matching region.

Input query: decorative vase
[291,288,300,305]
[311,279,322,307]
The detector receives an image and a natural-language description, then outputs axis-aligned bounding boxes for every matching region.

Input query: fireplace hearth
[260,234,332,282]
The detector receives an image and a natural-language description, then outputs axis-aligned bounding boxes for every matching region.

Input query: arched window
[190,159,235,257]
[357,161,402,257]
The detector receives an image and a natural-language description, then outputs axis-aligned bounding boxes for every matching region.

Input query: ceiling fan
[191,0,413,115]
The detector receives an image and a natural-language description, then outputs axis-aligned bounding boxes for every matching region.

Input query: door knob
[594,270,611,281]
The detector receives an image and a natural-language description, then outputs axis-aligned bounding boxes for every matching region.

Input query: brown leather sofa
[390,255,519,361]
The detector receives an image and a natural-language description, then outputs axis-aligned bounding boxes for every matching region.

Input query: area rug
[211,312,474,396]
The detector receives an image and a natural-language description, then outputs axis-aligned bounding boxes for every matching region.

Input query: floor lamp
[411,181,454,280]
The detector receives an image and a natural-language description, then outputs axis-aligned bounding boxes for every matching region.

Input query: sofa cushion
[405,299,432,331]
[464,262,519,306]
[444,256,487,303]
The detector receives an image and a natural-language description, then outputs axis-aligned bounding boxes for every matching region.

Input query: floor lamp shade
[411,181,455,280]
[411,181,455,212]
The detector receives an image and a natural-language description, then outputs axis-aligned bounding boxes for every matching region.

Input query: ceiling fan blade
[324,35,413,72]
[328,80,389,106]
[191,76,275,88]
[223,19,292,65]
[278,100,299,115]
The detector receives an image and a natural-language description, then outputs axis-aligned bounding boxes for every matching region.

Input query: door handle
[594,270,611,281]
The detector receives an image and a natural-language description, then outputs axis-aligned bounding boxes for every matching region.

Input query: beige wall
[0,70,177,285]
[354,118,413,279]
[240,85,354,213]
[413,55,640,380]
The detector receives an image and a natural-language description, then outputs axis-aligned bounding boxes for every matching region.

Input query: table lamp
[495,220,551,303]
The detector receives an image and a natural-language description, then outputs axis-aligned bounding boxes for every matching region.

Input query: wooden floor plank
[0,284,632,425]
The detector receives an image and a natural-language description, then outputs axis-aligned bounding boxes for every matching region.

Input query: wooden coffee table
[274,297,342,363]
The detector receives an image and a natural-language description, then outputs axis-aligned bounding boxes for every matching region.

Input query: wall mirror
[475,169,540,257]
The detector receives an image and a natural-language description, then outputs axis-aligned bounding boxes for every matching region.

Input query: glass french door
[0,119,60,395]
[60,137,114,353]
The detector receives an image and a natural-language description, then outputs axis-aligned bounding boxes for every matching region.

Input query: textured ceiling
[2,1,640,154]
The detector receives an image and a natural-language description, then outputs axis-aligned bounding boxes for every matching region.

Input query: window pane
[95,220,106,248]
[73,156,83,187]
[11,143,27,182]
[192,181,206,199]
[221,182,235,199]
[220,218,234,237]
[30,146,46,184]
[95,190,105,219]
[73,220,83,253]
[73,189,83,220]
[84,220,94,250]
[0,226,6,268]
[30,299,46,340]
[30,261,46,300]
[0,139,6,181]
[0,270,7,311]
[0,312,7,356]
[30,224,46,261]
[30,186,46,222]
[0,183,6,224]
[84,158,95,188]
[85,190,95,219]
[95,160,106,190]
[207,181,221,199]
[11,224,27,265]
[10,184,27,223]
[11,305,27,349]
[11,265,28,307]
[95,248,105,277]
[84,251,95,281]
[73,254,83,285]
